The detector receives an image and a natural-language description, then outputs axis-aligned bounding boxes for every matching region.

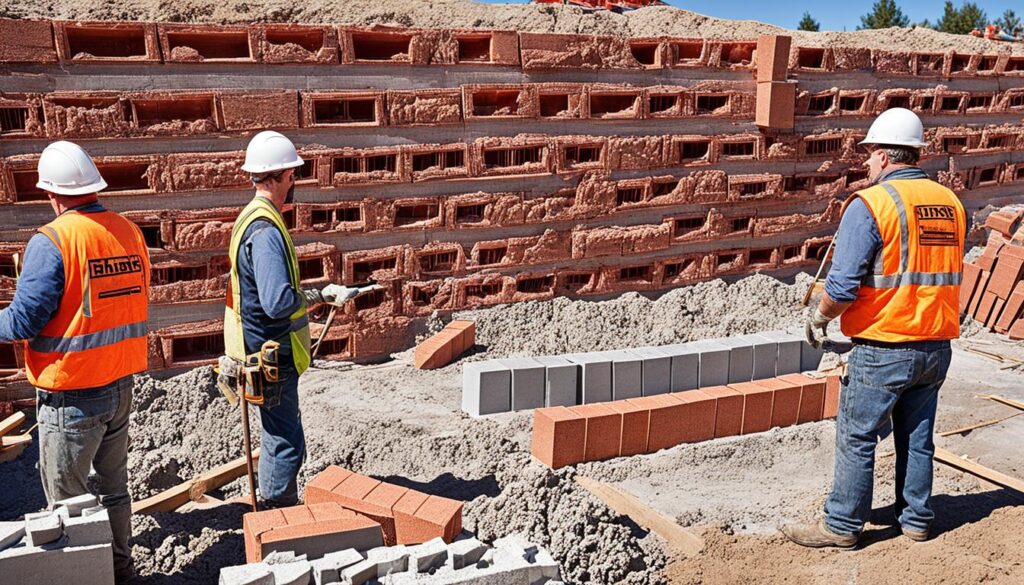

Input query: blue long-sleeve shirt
[0,202,107,342]
[237,217,303,357]
[824,167,931,303]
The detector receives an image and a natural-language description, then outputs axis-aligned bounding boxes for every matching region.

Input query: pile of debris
[961,206,1024,338]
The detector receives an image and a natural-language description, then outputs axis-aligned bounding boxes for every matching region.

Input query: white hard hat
[859,108,929,149]
[35,141,107,196]
[241,131,304,174]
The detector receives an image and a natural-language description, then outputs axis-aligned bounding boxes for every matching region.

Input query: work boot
[781,519,858,549]
[901,525,929,542]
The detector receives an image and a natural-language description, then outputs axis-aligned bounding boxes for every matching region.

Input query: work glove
[302,288,324,306]
[321,284,363,305]
[804,307,833,349]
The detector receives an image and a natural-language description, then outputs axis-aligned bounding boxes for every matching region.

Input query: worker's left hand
[804,307,832,349]
[321,284,361,305]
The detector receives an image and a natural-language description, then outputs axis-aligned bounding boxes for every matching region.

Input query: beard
[284,183,296,205]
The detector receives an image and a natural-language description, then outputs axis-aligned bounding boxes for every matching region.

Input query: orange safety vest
[839,178,966,343]
[25,210,150,390]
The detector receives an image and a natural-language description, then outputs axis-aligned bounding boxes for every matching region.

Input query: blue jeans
[257,365,305,507]
[37,376,133,577]
[824,340,952,536]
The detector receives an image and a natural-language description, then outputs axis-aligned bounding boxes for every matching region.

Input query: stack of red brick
[961,207,1024,338]
[243,465,462,562]
[532,372,839,468]
[414,320,476,370]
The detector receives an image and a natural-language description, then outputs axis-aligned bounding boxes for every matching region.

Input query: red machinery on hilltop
[533,0,666,12]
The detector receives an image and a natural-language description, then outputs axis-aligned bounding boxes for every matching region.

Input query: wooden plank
[132,449,260,514]
[934,447,1024,496]
[576,475,703,557]
[938,412,1022,437]
[0,434,32,448]
[0,412,26,437]
[983,395,1024,413]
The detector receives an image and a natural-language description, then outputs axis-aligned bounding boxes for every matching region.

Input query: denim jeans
[824,340,952,536]
[257,365,305,507]
[37,376,133,578]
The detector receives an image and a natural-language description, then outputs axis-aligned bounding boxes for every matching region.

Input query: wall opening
[652,179,679,196]
[589,93,638,117]
[977,167,998,185]
[266,29,324,52]
[730,217,751,232]
[152,264,207,285]
[846,169,869,184]
[412,150,465,172]
[472,90,521,116]
[333,154,397,175]
[0,255,16,278]
[351,33,412,61]
[410,285,433,306]
[978,56,998,71]
[455,203,487,224]
[663,259,695,279]
[967,95,992,110]
[395,204,439,226]
[97,162,150,193]
[1016,167,1024,181]
[782,246,800,261]
[133,96,214,125]
[564,145,602,166]
[483,146,543,169]
[950,54,970,73]
[939,96,962,111]
[721,140,755,158]
[457,36,491,62]
[318,336,350,357]
[419,250,457,273]
[919,96,935,111]
[679,140,710,161]
[0,107,29,134]
[616,187,643,206]
[313,98,377,124]
[674,216,704,236]
[1008,94,1024,108]
[166,31,250,60]
[618,265,653,282]
[749,249,774,264]
[171,333,224,363]
[672,41,702,63]
[66,25,147,58]
[807,94,834,113]
[629,43,658,65]
[12,170,47,202]
[311,205,361,228]
[838,95,865,112]
[798,48,825,69]
[739,182,768,198]
[354,288,386,311]
[805,137,841,156]
[916,54,944,74]
[477,246,507,265]
[986,135,1012,149]
[466,282,502,298]
[294,159,316,181]
[717,253,740,267]
[695,94,728,113]
[516,275,554,294]
[298,257,326,281]
[137,224,164,249]
[1005,57,1024,72]
[942,136,967,153]
[563,272,593,291]
[0,342,18,369]
[805,242,830,260]
[719,43,755,65]
[885,95,910,110]
[784,176,812,191]
[649,94,678,114]
[539,94,570,117]
[352,257,397,282]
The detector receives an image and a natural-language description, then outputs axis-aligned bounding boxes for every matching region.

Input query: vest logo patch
[914,205,958,246]
[89,255,143,279]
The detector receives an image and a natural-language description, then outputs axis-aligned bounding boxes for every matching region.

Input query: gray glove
[804,307,833,349]
[302,288,324,306]
[321,284,362,305]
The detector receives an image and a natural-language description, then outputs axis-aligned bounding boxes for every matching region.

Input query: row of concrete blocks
[0,493,116,585]
[462,330,824,416]
[220,536,559,585]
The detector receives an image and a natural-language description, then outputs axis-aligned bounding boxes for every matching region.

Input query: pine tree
[859,0,910,30]
[936,1,987,35]
[798,12,820,32]
[1000,9,1022,35]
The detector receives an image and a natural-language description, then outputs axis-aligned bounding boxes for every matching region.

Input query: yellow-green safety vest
[224,197,312,374]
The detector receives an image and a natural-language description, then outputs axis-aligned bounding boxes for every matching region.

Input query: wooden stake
[0,412,26,437]
[982,395,1024,413]
[311,305,338,359]
[937,412,1022,437]
[132,449,260,514]
[934,447,1024,496]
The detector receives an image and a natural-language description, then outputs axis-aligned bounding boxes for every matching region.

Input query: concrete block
[220,563,275,585]
[0,543,115,585]
[498,357,546,412]
[628,348,671,396]
[688,340,730,387]
[739,333,778,380]
[532,356,578,407]
[760,331,802,375]
[408,537,448,573]
[25,512,63,547]
[81,506,106,518]
[462,361,512,416]
[270,560,313,585]
[367,544,409,577]
[0,521,25,551]
[659,344,699,391]
[449,537,488,570]
[800,339,826,372]
[263,550,307,565]
[310,549,363,585]
[713,337,753,383]
[608,350,642,400]
[563,353,612,404]
[340,558,378,585]
[63,508,112,547]
[54,494,99,518]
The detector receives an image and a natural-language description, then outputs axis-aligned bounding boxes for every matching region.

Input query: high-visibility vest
[26,210,150,390]
[839,178,966,342]
[224,198,311,375]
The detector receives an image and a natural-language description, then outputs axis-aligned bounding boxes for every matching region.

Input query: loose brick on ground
[531,406,586,469]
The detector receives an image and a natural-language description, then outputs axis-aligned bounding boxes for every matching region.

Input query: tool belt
[215,340,280,406]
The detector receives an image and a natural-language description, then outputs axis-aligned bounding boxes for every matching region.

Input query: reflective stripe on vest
[25,210,150,391]
[224,198,312,375]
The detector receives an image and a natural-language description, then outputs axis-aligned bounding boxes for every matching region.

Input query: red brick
[777,373,826,424]
[244,503,381,563]
[1009,317,1024,340]
[569,403,622,462]
[243,508,286,563]
[995,283,1024,332]
[968,270,992,316]
[0,19,57,63]
[728,382,774,434]
[987,256,1024,299]
[974,291,999,325]
[756,35,791,82]
[986,297,1007,329]
[985,209,1023,238]
[753,377,801,429]
[334,471,381,502]
[605,400,650,457]
[393,491,463,545]
[304,465,353,504]
[219,90,300,131]
[976,249,1000,272]
[823,375,841,419]
[630,394,687,452]
[353,481,408,545]
[413,495,463,542]
[959,263,982,314]
[531,406,586,469]
[670,390,717,443]
[450,320,476,355]
[699,385,744,438]
[755,81,795,130]
[414,329,456,370]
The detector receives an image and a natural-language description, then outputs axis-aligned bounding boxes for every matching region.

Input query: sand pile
[2,0,1020,54]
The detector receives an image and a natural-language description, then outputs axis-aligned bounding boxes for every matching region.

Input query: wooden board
[984,395,1024,413]
[132,450,259,514]
[0,412,26,437]
[0,433,32,448]
[576,475,703,557]
[934,447,1024,496]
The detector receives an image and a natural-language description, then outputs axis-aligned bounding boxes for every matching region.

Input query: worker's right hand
[804,307,832,349]
[321,284,361,305]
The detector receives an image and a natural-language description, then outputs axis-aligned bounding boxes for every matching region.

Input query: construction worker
[784,108,966,548]
[0,142,150,583]
[224,131,357,508]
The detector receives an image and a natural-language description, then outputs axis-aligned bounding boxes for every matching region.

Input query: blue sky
[475,1,1019,32]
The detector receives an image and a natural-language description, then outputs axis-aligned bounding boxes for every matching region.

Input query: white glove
[321,284,361,305]
[804,307,833,349]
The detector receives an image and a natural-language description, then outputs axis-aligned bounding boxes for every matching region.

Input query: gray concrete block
[608,350,642,400]
[310,549,363,585]
[448,538,488,570]
[54,494,99,518]
[0,543,115,585]
[659,344,699,391]
[0,521,24,552]
[761,330,803,375]
[532,356,579,407]
[368,544,409,577]
[408,537,448,573]
[563,353,611,404]
[64,508,112,547]
[462,361,512,417]
[737,333,778,380]
[688,340,730,387]
[81,505,106,518]
[220,562,274,585]
[340,558,378,585]
[627,348,671,396]
[801,339,826,372]
[271,559,313,585]
[25,511,62,547]
[498,358,546,412]
[263,550,306,565]
[713,337,754,383]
